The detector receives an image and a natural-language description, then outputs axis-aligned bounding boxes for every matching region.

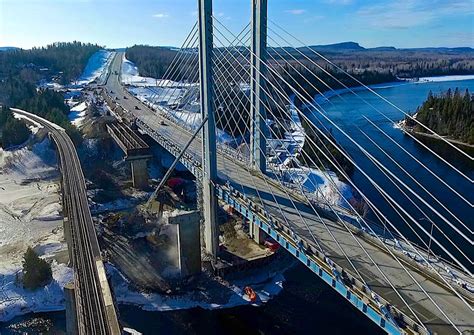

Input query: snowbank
[121,54,195,89]
[282,167,352,206]
[74,50,114,87]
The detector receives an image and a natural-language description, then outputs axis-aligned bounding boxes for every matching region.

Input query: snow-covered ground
[108,263,286,312]
[0,140,72,322]
[413,74,474,83]
[281,167,352,206]
[37,49,113,91]
[121,54,195,89]
[68,101,88,127]
[73,50,114,87]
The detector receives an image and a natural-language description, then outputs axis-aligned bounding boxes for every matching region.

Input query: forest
[126,45,178,79]
[0,42,100,84]
[0,107,30,148]
[405,88,473,144]
[0,42,96,145]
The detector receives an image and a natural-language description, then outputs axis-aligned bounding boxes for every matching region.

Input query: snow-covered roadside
[0,140,72,322]
[121,54,194,89]
[73,50,114,87]
[38,49,114,92]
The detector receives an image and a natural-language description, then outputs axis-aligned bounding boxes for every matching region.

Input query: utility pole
[198,0,218,258]
[250,0,268,174]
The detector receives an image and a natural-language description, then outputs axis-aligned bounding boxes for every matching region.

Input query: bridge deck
[106,121,150,158]
[106,52,473,335]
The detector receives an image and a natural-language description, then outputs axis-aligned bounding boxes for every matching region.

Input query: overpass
[106,121,152,189]
[104,43,473,335]
[12,109,121,335]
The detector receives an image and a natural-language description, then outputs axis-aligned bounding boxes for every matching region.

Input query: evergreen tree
[0,108,30,147]
[407,88,473,144]
[22,247,52,290]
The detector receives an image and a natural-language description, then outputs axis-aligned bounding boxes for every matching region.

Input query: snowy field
[0,140,72,322]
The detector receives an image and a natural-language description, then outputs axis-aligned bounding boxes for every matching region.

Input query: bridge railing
[216,182,429,335]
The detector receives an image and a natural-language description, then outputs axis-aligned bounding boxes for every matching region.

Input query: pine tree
[22,247,52,290]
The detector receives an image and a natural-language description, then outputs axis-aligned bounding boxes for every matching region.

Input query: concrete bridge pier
[250,220,265,245]
[167,211,202,276]
[64,282,79,335]
[129,157,149,189]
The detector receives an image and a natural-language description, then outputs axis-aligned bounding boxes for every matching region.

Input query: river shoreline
[314,74,474,106]
[397,122,474,150]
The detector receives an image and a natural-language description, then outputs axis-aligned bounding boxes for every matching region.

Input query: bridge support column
[130,158,149,189]
[250,0,268,174]
[168,211,202,276]
[198,0,219,258]
[64,281,79,335]
[250,220,265,245]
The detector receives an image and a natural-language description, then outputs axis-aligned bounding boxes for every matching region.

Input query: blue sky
[0,0,472,49]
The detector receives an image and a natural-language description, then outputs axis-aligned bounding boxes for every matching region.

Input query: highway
[12,109,120,335]
[105,52,473,334]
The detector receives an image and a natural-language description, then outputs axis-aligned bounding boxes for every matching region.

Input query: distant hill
[299,42,473,53]
[306,42,365,52]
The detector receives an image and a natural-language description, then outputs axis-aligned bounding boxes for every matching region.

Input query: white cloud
[357,0,473,29]
[285,9,306,15]
[152,13,169,19]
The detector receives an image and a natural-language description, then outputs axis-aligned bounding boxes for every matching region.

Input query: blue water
[307,78,474,270]
[2,78,473,334]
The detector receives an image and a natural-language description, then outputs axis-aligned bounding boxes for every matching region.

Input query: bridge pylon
[198,0,219,258]
[250,0,268,174]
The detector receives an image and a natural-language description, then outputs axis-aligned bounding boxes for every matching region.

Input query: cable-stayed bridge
[103,1,473,334]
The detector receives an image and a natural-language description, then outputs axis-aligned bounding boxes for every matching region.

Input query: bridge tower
[250,0,268,174]
[198,0,219,257]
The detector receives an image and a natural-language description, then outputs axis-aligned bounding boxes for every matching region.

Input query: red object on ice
[264,240,280,252]
[167,177,185,188]
[244,286,257,302]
